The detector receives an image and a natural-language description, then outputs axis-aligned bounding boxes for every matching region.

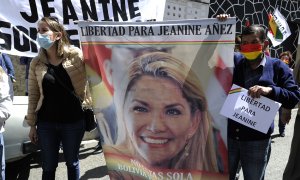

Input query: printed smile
[142,137,169,144]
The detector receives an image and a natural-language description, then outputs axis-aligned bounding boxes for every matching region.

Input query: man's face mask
[240,43,263,61]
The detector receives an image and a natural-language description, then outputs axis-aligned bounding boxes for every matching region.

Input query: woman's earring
[187,133,192,140]
[184,140,191,157]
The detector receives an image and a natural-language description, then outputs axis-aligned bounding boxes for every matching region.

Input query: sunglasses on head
[47,16,59,23]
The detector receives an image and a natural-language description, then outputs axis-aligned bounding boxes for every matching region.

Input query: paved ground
[239,108,298,180]
[6,140,109,180]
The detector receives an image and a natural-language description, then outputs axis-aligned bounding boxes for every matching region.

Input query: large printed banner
[78,18,236,179]
[0,0,165,57]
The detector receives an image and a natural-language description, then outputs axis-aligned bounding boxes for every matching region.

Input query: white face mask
[36,33,55,49]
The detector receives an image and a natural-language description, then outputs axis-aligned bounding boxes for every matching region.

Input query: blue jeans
[37,119,85,180]
[228,138,271,180]
[0,133,5,180]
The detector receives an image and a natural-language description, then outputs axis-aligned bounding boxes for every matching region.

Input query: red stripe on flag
[82,45,114,94]
[268,13,275,36]
[213,55,232,173]
[214,56,233,94]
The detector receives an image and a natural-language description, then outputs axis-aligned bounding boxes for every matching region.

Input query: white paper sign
[220,84,281,133]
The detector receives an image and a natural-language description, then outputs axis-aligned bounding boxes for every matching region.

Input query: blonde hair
[123,52,218,172]
[40,16,70,56]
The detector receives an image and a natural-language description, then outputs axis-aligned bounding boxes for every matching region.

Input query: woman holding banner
[25,16,92,180]
[104,52,222,179]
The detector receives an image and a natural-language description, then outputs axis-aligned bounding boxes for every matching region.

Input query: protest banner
[78,18,236,179]
[220,84,281,134]
[0,0,165,57]
[267,8,291,47]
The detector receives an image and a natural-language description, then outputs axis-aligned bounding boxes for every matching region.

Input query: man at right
[228,24,300,180]
[283,48,300,180]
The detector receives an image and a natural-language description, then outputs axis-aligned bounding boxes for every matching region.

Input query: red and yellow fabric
[268,13,283,40]
[240,44,263,61]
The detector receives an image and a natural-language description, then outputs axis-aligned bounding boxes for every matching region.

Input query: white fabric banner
[267,8,291,47]
[0,0,166,57]
[220,84,281,133]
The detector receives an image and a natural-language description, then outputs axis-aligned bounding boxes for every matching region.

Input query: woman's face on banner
[124,75,199,167]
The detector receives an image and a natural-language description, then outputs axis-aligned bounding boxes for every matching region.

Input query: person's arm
[270,61,300,109]
[293,55,300,86]
[247,60,300,107]
[280,108,292,124]
[25,58,40,144]
[25,58,40,127]
[0,97,12,123]
[0,72,13,123]
[2,53,15,82]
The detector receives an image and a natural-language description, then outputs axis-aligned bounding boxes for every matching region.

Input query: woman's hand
[29,126,38,144]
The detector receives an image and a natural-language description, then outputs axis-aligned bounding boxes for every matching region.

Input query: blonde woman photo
[104,52,220,179]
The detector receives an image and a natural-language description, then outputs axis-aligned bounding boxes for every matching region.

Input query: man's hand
[248,85,272,98]
[281,108,292,124]
[216,14,230,21]
[10,76,16,83]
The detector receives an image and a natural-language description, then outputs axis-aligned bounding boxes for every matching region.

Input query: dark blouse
[37,63,84,123]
